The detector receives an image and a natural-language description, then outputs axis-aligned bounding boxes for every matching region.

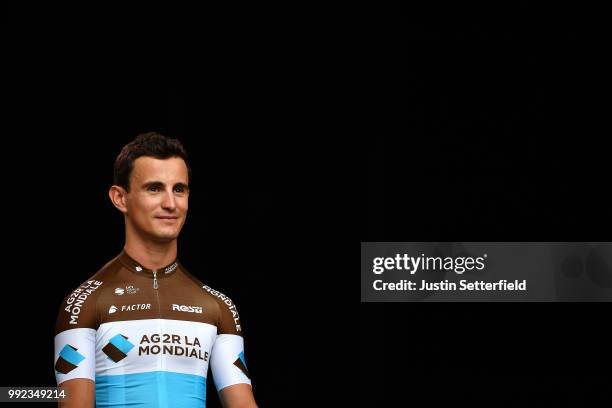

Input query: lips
[156,216,178,220]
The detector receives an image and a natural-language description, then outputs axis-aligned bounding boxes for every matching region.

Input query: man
[54,132,257,407]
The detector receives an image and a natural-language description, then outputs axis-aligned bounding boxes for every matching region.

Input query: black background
[362,22,612,406]
[0,9,337,407]
[7,9,611,408]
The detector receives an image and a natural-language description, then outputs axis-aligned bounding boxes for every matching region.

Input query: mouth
[155,216,179,221]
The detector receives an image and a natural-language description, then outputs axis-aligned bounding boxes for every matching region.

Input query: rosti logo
[172,304,203,314]
[109,305,117,314]
[115,288,125,295]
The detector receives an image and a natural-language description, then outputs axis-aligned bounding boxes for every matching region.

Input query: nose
[161,190,177,211]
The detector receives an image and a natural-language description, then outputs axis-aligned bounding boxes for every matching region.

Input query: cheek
[129,199,157,218]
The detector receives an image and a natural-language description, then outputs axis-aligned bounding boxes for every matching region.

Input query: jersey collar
[118,250,179,278]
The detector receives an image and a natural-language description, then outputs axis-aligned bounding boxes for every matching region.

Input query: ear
[108,185,128,214]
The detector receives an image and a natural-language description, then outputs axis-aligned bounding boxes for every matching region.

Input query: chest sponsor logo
[65,280,103,325]
[102,334,135,362]
[138,333,209,361]
[108,304,151,314]
[172,304,203,314]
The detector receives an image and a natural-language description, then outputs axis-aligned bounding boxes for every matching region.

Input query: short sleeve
[204,286,252,391]
[54,279,103,384]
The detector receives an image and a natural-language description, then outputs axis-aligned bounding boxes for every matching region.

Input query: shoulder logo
[233,351,250,378]
[55,344,86,374]
[202,285,241,331]
[65,280,103,325]
[114,288,125,295]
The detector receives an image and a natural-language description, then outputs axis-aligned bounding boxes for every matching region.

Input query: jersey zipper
[152,270,161,317]
[151,269,164,400]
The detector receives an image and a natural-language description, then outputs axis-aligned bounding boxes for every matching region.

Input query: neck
[123,229,178,270]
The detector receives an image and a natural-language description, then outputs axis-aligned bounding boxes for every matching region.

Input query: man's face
[124,156,189,242]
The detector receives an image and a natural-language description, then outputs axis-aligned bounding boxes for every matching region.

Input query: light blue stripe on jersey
[95,371,206,408]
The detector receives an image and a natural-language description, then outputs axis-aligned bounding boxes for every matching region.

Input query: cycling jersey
[54,250,251,407]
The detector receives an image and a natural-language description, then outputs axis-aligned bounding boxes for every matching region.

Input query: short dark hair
[113,132,191,191]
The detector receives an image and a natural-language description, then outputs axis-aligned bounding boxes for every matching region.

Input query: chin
[149,229,180,242]
[151,235,179,243]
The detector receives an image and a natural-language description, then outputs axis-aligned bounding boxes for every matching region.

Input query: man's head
[109,132,191,243]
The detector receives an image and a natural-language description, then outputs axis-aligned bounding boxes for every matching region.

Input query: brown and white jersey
[54,250,251,408]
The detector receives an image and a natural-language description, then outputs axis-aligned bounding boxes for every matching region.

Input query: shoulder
[59,255,124,304]
[202,283,243,335]
[201,284,239,311]
[180,265,243,335]
[55,256,123,333]
[180,264,238,309]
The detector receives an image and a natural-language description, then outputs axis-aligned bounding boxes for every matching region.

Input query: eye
[148,186,160,192]
[174,186,185,193]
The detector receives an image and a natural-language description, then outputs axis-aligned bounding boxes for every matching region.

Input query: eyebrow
[142,181,190,190]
